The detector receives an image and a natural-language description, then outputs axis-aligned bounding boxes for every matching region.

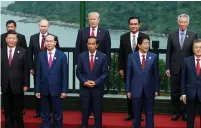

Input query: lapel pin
[54,57,56,59]
[96,57,98,59]
[99,30,100,32]
[17,51,20,53]
[148,57,151,60]
[186,35,188,38]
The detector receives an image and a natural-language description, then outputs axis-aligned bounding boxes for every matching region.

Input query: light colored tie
[132,34,136,52]
[48,52,53,68]
[180,32,184,48]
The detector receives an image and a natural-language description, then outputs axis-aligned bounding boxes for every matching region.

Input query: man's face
[6,34,17,48]
[45,35,56,51]
[178,17,189,31]
[129,19,140,33]
[87,38,98,53]
[6,23,16,31]
[193,42,201,57]
[39,21,49,34]
[138,39,150,53]
[88,14,100,28]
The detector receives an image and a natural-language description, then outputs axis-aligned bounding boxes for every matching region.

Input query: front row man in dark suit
[126,36,159,128]
[1,30,30,128]
[181,39,201,128]
[35,34,68,128]
[76,36,109,128]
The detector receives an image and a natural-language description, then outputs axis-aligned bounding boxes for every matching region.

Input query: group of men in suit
[1,12,201,128]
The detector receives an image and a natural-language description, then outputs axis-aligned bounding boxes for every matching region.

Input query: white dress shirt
[139,50,147,64]
[39,32,48,48]
[89,50,97,63]
[130,31,139,49]
[47,48,56,61]
[90,26,98,37]
[7,46,16,59]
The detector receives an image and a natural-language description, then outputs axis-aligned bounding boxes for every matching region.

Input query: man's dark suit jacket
[118,32,149,78]
[181,56,201,102]
[1,46,30,94]
[28,33,60,72]
[166,29,197,74]
[1,33,27,49]
[75,27,111,65]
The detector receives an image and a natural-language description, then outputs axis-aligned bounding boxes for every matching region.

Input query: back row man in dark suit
[29,19,60,118]
[166,13,197,121]
[1,20,27,49]
[118,17,148,121]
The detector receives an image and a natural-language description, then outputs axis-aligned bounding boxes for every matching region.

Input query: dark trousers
[2,86,24,128]
[41,93,63,128]
[81,88,103,128]
[132,89,154,128]
[186,93,201,128]
[170,73,186,115]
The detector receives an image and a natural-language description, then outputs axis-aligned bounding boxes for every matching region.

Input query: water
[1,13,168,89]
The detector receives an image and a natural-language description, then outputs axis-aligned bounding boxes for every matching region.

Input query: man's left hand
[155,92,158,96]
[61,93,67,99]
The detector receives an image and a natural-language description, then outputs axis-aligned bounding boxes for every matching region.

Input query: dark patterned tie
[41,34,45,51]
[196,58,200,76]
[8,49,12,66]
[141,55,146,71]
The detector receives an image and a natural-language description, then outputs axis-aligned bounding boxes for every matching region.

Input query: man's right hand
[30,69,34,75]
[119,70,124,75]
[127,92,131,99]
[182,95,187,104]
[165,70,171,77]
[35,93,40,98]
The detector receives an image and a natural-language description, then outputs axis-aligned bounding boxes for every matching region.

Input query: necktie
[180,32,184,48]
[90,54,94,71]
[91,28,95,36]
[132,34,136,52]
[48,52,53,68]
[41,34,45,51]
[8,49,12,66]
[196,58,200,76]
[141,55,146,71]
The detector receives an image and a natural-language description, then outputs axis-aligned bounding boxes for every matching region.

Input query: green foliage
[6,1,201,37]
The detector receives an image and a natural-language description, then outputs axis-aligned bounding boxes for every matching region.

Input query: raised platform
[1,109,200,128]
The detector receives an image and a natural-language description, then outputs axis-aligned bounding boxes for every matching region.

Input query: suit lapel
[191,56,197,77]
[134,51,142,72]
[50,49,58,69]
[36,33,41,51]
[182,31,190,50]
[144,52,152,72]
[92,51,99,72]
[11,47,20,67]
[96,27,101,40]
[44,51,49,68]
[2,47,9,67]
[126,32,133,53]
[86,52,91,72]
[174,30,181,50]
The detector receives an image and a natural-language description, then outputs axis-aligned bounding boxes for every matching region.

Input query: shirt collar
[89,50,97,57]
[130,31,139,37]
[179,29,187,35]
[47,48,56,54]
[7,46,16,52]
[90,26,98,31]
[40,32,48,37]
[139,50,147,57]
[195,55,201,60]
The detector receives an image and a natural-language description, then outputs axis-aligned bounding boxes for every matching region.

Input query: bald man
[28,19,60,118]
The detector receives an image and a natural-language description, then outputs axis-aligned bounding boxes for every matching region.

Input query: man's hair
[88,12,100,19]
[6,30,17,37]
[88,36,99,44]
[137,35,150,45]
[45,34,56,41]
[177,14,190,22]
[193,39,201,45]
[6,20,17,27]
[128,16,140,24]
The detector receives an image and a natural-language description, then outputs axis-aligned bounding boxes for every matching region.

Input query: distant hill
[6,1,201,36]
